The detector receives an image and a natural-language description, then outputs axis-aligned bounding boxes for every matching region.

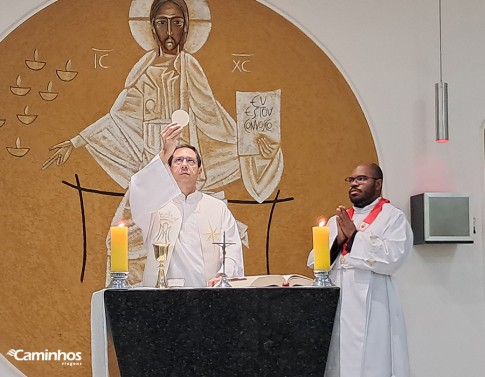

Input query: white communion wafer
[171,109,190,127]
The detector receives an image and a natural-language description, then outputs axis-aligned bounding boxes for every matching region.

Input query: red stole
[341,198,390,255]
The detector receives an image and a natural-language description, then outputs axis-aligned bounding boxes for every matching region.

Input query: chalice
[153,243,169,288]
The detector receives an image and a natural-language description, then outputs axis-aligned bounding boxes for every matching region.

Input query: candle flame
[317,217,327,227]
[118,223,125,227]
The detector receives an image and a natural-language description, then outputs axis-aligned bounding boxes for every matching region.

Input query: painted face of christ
[152,1,186,55]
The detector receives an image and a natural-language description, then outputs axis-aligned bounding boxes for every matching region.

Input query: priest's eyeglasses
[173,156,197,167]
[344,175,380,184]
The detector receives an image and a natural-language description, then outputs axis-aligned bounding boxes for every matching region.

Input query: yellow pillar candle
[313,221,330,271]
[111,224,128,272]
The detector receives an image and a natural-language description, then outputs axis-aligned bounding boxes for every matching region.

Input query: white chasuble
[130,155,244,288]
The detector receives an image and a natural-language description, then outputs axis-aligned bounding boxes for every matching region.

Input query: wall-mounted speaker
[410,193,473,245]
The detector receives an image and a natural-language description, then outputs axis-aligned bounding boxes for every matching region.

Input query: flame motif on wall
[56,59,78,81]
[16,105,38,125]
[25,49,46,70]
[39,81,59,101]
[6,137,30,157]
[10,75,31,96]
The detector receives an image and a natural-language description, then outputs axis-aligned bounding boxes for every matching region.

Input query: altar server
[308,163,413,377]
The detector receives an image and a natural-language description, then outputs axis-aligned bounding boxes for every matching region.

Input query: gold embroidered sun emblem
[203,222,220,243]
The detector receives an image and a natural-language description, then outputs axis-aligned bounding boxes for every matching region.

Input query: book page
[283,274,314,286]
[228,274,312,287]
[236,90,281,156]
[228,275,284,287]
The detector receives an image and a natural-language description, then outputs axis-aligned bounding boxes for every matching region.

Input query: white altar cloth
[91,288,158,377]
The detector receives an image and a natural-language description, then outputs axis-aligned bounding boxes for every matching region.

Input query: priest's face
[153,2,186,55]
[347,164,382,208]
[170,147,201,192]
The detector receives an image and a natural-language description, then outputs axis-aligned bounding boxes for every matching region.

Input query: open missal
[228,274,313,287]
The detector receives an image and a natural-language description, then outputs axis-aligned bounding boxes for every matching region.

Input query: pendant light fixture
[435,0,449,143]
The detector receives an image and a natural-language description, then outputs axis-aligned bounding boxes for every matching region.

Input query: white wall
[2,1,485,376]
[263,1,485,376]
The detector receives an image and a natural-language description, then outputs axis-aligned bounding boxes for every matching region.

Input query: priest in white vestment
[130,123,244,287]
[42,0,281,284]
[308,163,413,377]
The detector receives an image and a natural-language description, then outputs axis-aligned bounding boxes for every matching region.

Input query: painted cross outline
[62,175,294,282]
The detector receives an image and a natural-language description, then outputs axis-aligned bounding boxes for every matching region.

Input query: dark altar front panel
[104,287,340,377]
